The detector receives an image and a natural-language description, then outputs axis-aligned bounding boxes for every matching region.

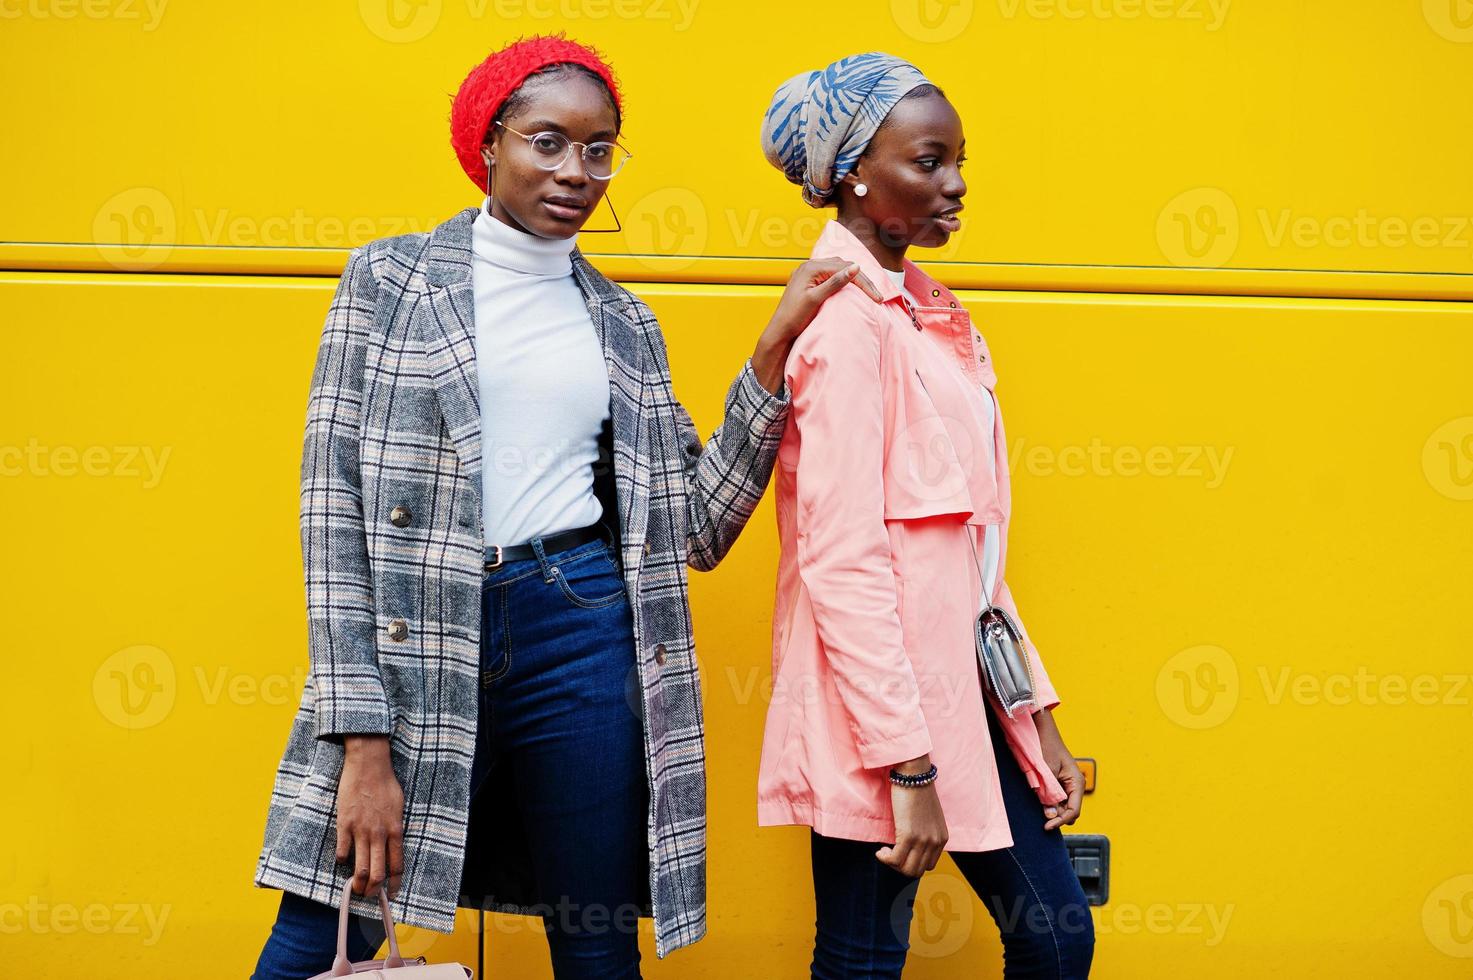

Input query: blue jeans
[809,700,1095,979]
[253,528,647,980]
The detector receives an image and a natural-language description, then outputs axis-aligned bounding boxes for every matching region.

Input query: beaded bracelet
[888,763,938,787]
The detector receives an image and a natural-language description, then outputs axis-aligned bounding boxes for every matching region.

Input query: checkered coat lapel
[415,208,651,559]
[255,205,791,960]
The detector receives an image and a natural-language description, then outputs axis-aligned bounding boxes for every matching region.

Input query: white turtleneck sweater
[471,195,610,547]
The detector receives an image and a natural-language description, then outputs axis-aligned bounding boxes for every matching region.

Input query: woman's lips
[541,198,587,221]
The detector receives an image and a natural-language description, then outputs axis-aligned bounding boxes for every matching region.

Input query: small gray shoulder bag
[968,529,1037,718]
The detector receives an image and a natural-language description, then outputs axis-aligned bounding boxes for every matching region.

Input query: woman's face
[481,71,620,239]
[839,92,967,250]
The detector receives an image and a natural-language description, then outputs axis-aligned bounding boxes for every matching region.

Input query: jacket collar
[811,219,969,314]
[813,219,903,303]
[424,206,477,288]
[426,205,639,319]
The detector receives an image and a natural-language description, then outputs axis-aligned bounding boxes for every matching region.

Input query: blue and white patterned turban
[760,52,933,208]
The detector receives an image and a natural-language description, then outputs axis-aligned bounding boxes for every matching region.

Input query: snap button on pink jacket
[758,219,1068,852]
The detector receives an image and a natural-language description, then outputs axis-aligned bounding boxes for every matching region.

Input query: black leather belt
[484,521,610,571]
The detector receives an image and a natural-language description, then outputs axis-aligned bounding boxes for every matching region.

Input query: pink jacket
[758,219,1068,851]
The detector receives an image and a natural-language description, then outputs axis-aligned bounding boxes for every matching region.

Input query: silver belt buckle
[484,546,503,572]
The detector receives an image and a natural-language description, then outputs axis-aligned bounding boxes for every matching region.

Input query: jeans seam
[499,585,514,680]
[550,550,627,608]
[482,585,513,685]
[866,842,882,975]
[1003,845,1065,979]
[482,563,547,589]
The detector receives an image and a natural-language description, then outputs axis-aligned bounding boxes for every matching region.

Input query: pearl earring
[854,182,868,197]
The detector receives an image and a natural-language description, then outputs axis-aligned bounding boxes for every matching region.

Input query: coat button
[387,618,409,641]
[390,505,412,527]
[653,643,666,665]
[642,540,651,556]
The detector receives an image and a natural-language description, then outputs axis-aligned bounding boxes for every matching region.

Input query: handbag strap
[330,877,407,976]
[966,524,998,617]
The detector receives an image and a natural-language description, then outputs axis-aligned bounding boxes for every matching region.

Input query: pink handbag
[308,878,473,979]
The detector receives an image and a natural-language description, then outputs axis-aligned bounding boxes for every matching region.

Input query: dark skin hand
[846,90,1084,868]
[877,752,949,877]
[338,735,404,897]
[333,70,888,897]
[1035,707,1086,830]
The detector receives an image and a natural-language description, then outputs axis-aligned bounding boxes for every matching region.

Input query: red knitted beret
[449,33,623,192]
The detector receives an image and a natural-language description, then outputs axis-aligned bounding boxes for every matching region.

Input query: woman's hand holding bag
[307,877,473,978]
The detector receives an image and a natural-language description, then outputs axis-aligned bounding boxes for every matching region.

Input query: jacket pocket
[882,368,978,521]
[550,544,628,609]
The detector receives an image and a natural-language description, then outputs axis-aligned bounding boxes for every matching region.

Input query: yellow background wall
[3,0,1472,976]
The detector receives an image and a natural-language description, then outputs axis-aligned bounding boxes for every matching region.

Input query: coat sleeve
[787,297,933,770]
[301,245,393,743]
[993,578,1061,712]
[635,299,791,572]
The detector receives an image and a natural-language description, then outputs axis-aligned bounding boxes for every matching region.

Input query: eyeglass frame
[492,121,632,180]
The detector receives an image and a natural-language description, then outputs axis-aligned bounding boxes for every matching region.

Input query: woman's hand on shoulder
[750,258,884,395]
[763,257,883,348]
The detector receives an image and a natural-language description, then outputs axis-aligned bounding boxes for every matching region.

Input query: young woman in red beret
[249,33,879,980]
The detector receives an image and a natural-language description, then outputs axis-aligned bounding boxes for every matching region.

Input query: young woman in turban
[757,52,1096,978]
[250,33,879,980]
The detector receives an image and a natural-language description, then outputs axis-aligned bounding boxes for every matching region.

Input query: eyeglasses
[493,121,632,180]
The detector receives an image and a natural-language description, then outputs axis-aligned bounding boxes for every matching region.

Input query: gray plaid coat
[253,204,790,959]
